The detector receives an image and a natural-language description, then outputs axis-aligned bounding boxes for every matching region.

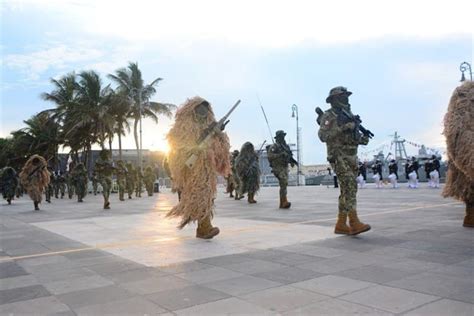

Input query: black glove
[220,120,230,131]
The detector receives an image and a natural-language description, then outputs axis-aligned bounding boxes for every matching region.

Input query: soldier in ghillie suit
[318,86,371,235]
[1,167,19,205]
[230,150,244,200]
[144,166,156,196]
[166,96,231,239]
[135,168,143,198]
[94,149,114,209]
[235,142,261,203]
[126,163,136,199]
[19,155,50,211]
[71,163,88,202]
[442,81,474,227]
[267,130,296,209]
[115,160,128,201]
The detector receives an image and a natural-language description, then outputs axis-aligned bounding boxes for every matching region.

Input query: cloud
[3,45,104,80]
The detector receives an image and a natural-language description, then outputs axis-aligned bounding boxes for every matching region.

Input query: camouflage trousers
[272,166,289,198]
[98,176,112,202]
[117,177,126,200]
[331,155,358,214]
[126,179,134,198]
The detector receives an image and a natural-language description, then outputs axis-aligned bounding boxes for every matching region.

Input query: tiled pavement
[0,185,473,315]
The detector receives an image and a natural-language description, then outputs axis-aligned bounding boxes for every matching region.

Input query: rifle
[27,157,53,179]
[315,106,374,140]
[256,140,267,155]
[185,100,241,168]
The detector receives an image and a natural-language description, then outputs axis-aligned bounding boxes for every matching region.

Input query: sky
[1,0,473,164]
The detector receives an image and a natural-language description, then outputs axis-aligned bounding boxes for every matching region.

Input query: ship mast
[390,131,408,160]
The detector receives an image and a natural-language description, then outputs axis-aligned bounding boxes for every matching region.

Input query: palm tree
[108,62,176,164]
[108,93,130,160]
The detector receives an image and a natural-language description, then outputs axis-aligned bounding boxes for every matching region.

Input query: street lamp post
[460,62,472,82]
[291,104,301,186]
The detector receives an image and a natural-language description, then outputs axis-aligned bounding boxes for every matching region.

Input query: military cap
[274,130,287,138]
[326,86,352,103]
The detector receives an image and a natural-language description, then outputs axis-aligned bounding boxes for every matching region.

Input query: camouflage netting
[442,81,474,203]
[19,154,50,202]
[166,96,230,228]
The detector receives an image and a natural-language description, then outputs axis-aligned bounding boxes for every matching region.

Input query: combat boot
[334,212,350,235]
[348,210,371,235]
[463,204,474,227]
[34,201,40,211]
[248,192,257,204]
[104,200,110,210]
[7,198,11,205]
[229,192,234,198]
[196,216,220,239]
[280,196,291,209]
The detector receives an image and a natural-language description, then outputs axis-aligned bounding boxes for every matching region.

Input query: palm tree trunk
[133,118,139,164]
[108,136,112,153]
[118,132,123,161]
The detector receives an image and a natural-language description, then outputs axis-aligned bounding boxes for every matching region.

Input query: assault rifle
[185,100,241,168]
[315,106,374,140]
[28,157,53,180]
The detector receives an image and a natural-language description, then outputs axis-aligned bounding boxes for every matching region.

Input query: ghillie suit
[166,96,230,239]
[19,155,50,211]
[144,166,156,196]
[235,142,261,203]
[115,160,128,201]
[230,150,244,200]
[94,150,114,209]
[135,168,143,197]
[318,86,371,235]
[224,155,235,198]
[126,163,136,199]
[71,163,88,202]
[267,130,295,209]
[442,81,474,227]
[1,167,19,204]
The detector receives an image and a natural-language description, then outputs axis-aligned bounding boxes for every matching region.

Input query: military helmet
[274,130,287,139]
[326,86,352,103]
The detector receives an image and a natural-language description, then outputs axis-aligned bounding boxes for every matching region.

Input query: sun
[150,140,170,154]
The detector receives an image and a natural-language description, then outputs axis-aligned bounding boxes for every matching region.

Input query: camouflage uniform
[126,163,135,199]
[267,130,295,208]
[53,171,61,198]
[235,142,260,203]
[1,167,19,205]
[144,166,156,196]
[230,150,244,200]
[115,160,128,201]
[65,164,75,199]
[91,171,99,195]
[57,171,66,198]
[45,168,54,203]
[94,150,114,209]
[71,163,88,202]
[135,168,143,197]
[318,86,371,235]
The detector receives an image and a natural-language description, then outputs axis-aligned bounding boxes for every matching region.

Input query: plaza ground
[0,184,472,315]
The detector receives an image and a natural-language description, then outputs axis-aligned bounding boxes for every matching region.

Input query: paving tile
[62,249,112,260]
[74,296,167,315]
[146,285,230,310]
[44,274,115,295]
[407,251,470,265]
[85,260,145,275]
[252,266,324,284]
[120,275,193,295]
[203,275,281,296]
[222,258,288,274]
[0,296,71,315]
[297,257,369,274]
[240,285,329,312]
[16,254,71,268]
[57,285,134,309]
[176,266,244,284]
[378,258,446,273]
[158,260,213,274]
[388,272,474,303]
[266,252,320,266]
[291,275,374,297]
[339,285,439,313]
[197,253,254,266]
[0,284,51,305]
[0,274,39,291]
[0,261,29,279]
[174,297,276,315]
[107,267,169,283]
[404,298,474,316]
[32,266,97,283]
[336,265,417,284]
[282,297,394,315]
